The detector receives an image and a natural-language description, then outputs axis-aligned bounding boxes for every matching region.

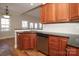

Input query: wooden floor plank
[24,49,46,56]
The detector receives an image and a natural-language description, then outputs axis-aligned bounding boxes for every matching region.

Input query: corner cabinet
[17,32,37,50]
[40,3,79,23]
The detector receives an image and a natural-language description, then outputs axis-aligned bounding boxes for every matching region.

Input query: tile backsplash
[43,23,79,34]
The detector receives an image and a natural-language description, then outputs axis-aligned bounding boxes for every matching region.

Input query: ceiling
[0,3,41,16]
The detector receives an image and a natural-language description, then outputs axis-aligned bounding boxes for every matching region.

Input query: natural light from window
[22,21,28,28]
[39,23,42,29]
[30,22,33,29]
[0,18,10,31]
[35,23,38,29]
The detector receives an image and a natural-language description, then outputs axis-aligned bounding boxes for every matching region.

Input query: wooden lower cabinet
[49,49,66,56]
[66,46,79,56]
[48,35,68,56]
[17,32,79,56]
[30,33,37,49]
[77,49,79,56]
[17,32,37,50]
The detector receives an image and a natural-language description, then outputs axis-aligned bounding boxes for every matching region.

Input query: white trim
[0,36,14,40]
[15,31,17,48]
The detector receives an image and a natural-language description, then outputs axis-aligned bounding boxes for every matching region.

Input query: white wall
[0,14,39,39]
[43,23,79,34]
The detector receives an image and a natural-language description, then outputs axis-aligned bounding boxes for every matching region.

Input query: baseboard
[0,36,14,40]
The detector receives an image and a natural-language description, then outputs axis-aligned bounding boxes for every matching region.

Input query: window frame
[22,20,28,29]
[0,18,10,31]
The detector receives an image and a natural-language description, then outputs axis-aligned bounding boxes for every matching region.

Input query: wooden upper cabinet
[78,4,79,16]
[40,5,46,23]
[56,3,78,22]
[56,4,69,22]
[69,4,78,20]
[40,3,56,23]
[40,3,79,23]
[46,3,56,23]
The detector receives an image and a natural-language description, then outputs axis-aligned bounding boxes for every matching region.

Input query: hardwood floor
[0,38,46,56]
[24,49,46,56]
[0,38,14,56]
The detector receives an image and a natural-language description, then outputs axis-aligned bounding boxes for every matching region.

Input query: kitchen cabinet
[17,32,37,50]
[16,31,79,56]
[78,4,79,16]
[57,3,78,22]
[69,4,78,20]
[48,35,68,56]
[17,33,23,49]
[66,46,79,56]
[41,3,79,23]
[40,4,46,23]
[77,4,79,21]
[66,46,77,56]
[40,3,56,23]
[56,4,69,22]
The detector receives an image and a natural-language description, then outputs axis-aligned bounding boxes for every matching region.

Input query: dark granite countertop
[15,30,79,48]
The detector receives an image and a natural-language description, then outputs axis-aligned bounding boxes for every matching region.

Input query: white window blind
[39,23,42,29]
[30,22,33,29]
[22,21,28,28]
[35,23,38,29]
[0,18,10,31]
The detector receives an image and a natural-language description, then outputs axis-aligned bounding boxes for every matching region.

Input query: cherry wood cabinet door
[22,37,30,49]
[18,34,30,49]
[56,3,69,22]
[48,36,59,56]
[66,46,78,56]
[69,3,78,20]
[40,4,48,23]
[59,37,68,51]
[40,3,56,23]
[30,33,37,49]
[40,5,46,23]
[17,33,23,49]
[66,46,79,56]
[46,3,56,23]
[17,32,37,50]
[77,49,79,56]
[78,4,79,17]
[48,36,68,56]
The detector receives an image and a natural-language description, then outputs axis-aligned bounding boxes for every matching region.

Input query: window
[22,21,28,28]
[39,23,42,29]
[34,23,38,29]
[30,22,34,29]
[0,18,10,31]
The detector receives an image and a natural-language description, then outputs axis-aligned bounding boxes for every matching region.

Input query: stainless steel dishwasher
[37,33,48,55]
